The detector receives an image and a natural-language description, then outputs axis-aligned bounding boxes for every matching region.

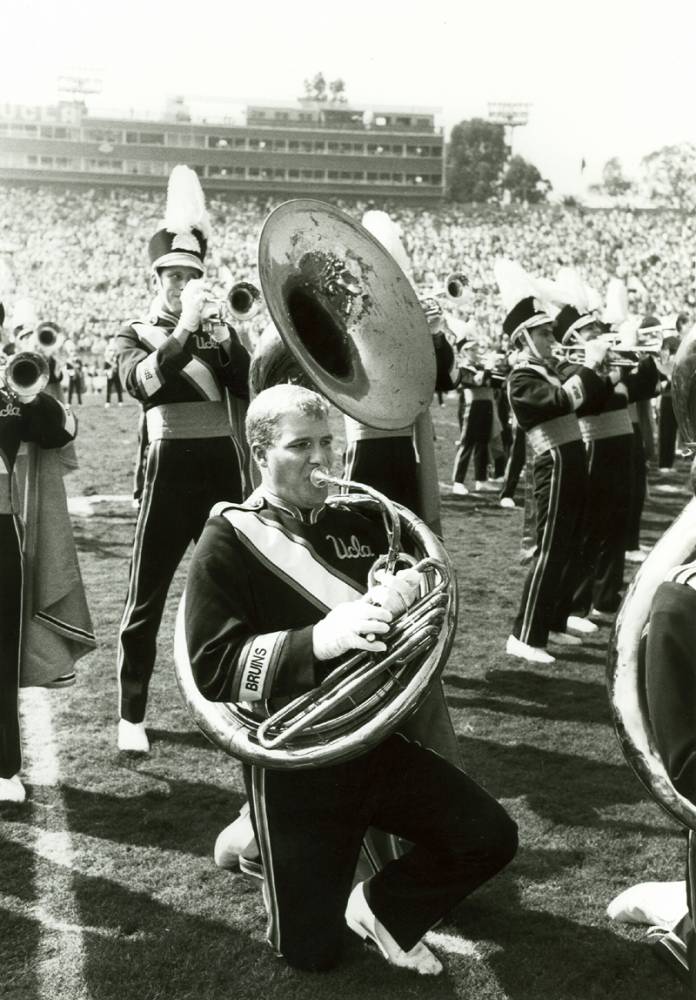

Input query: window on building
[313,169,324,179]
[274,168,286,178]
[301,141,313,152]
[288,169,300,178]
[273,139,287,150]
[233,138,246,148]
[248,167,260,177]
[315,141,325,153]
[125,131,139,144]
[288,141,299,152]
[277,112,289,121]
[327,170,338,179]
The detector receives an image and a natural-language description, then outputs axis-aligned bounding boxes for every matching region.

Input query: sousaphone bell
[257,198,436,430]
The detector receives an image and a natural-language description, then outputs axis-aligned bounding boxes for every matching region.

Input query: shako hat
[552,267,597,344]
[495,259,552,347]
[148,165,211,273]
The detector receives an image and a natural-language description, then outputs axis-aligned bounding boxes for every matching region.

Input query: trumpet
[0,350,49,401]
[426,271,470,303]
[200,280,262,334]
[35,321,64,356]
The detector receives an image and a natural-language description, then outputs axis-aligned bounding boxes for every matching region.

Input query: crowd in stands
[0,183,694,356]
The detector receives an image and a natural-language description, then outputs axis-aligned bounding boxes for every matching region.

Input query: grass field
[1,390,691,1000]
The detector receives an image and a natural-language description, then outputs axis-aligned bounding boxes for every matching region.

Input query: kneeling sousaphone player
[177,385,517,974]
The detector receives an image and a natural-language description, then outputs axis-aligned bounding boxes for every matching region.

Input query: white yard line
[18,687,87,999]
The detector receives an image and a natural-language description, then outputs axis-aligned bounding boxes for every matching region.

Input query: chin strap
[522,329,543,361]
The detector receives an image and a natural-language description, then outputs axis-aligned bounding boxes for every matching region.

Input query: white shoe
[505,634,555,664]
[0,774,26,804]
[607,881,687,927]
[117,719,150,753]
[589,608,615,625]
[214,805,258,870]
[345,882,443,975]
[499,497,516,509]
[566,615,598,636]
[548,630,582,646]
[452,482,469,496]
[658,467,673,475]
[475,480,498,492]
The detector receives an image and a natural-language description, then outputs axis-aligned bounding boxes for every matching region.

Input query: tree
[501,155,552,204]
[601,157,632,197]
[446,119,508,202]
[328,78,347,104]
[301,73,348,104]
[302,72,327,103]
[640,143,696,209]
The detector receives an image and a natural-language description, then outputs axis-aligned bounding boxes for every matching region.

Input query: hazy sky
[4,0,696,193]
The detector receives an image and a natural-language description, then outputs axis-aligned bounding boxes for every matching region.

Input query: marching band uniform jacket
[506,354,606,647]
[0,391,77,779]
[115,305,251,724]
[180,488,517,972]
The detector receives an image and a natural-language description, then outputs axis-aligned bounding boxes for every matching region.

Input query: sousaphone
[174,199,457,769]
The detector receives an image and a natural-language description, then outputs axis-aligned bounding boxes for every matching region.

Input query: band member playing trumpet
[115,165,250,753]
[496,261,609,664]
[0,356,77,803]
[178,384,517,974]
[552,308,659,629]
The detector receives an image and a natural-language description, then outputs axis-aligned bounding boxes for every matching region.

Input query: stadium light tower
[487,102,531,157]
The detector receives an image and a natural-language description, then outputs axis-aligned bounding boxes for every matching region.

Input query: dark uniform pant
[512,440,587,648]
[569,434,633,617]
[246,734,517,971]
[0,516,23,778]
[106,374,123,404]
[626,423,646,551]
[118,436,243,722]
[344,436,420,517]
[452,399,493,484]
[658,393,677,470]
[500,424,526,501]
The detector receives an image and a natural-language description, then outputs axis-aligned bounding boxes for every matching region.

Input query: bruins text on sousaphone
[608,325,696,831]
[174,199,458,769]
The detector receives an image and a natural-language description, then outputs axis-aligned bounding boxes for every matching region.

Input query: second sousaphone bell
[258,199,436,430]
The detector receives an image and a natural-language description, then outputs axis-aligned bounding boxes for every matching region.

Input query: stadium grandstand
[0,97,444,200]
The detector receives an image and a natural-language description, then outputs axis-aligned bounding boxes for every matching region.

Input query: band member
[178,384,517,974]
[103,341,123,407]
[657,331,680,472]
[496,262,609,664]
[115,165,250,752]
[451,343,500,495]
[551,308,658,629]
[65,344,84,405]
[0,377,77,803]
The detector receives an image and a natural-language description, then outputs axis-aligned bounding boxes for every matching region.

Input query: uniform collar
[248,485,327,524]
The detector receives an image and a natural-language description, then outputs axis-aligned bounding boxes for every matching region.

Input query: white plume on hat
[10,297,38,333]
[604,278,630,325]
[163,165,211,245]
[361,210,412,280]
[555,266,591,312]
[494,259,538,312]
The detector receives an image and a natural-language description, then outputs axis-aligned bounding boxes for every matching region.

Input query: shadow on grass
[10,779,247,860]
[453,734,669,833]
[147,727,217,751]
[443,670,611,727]
[447,879,684,1000]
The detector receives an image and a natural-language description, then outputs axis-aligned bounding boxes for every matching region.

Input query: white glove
[583,339,608,370]
[210,323,231,345]
[366,567,423,617]
[312,599,392,661]
[179,278,207,332]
